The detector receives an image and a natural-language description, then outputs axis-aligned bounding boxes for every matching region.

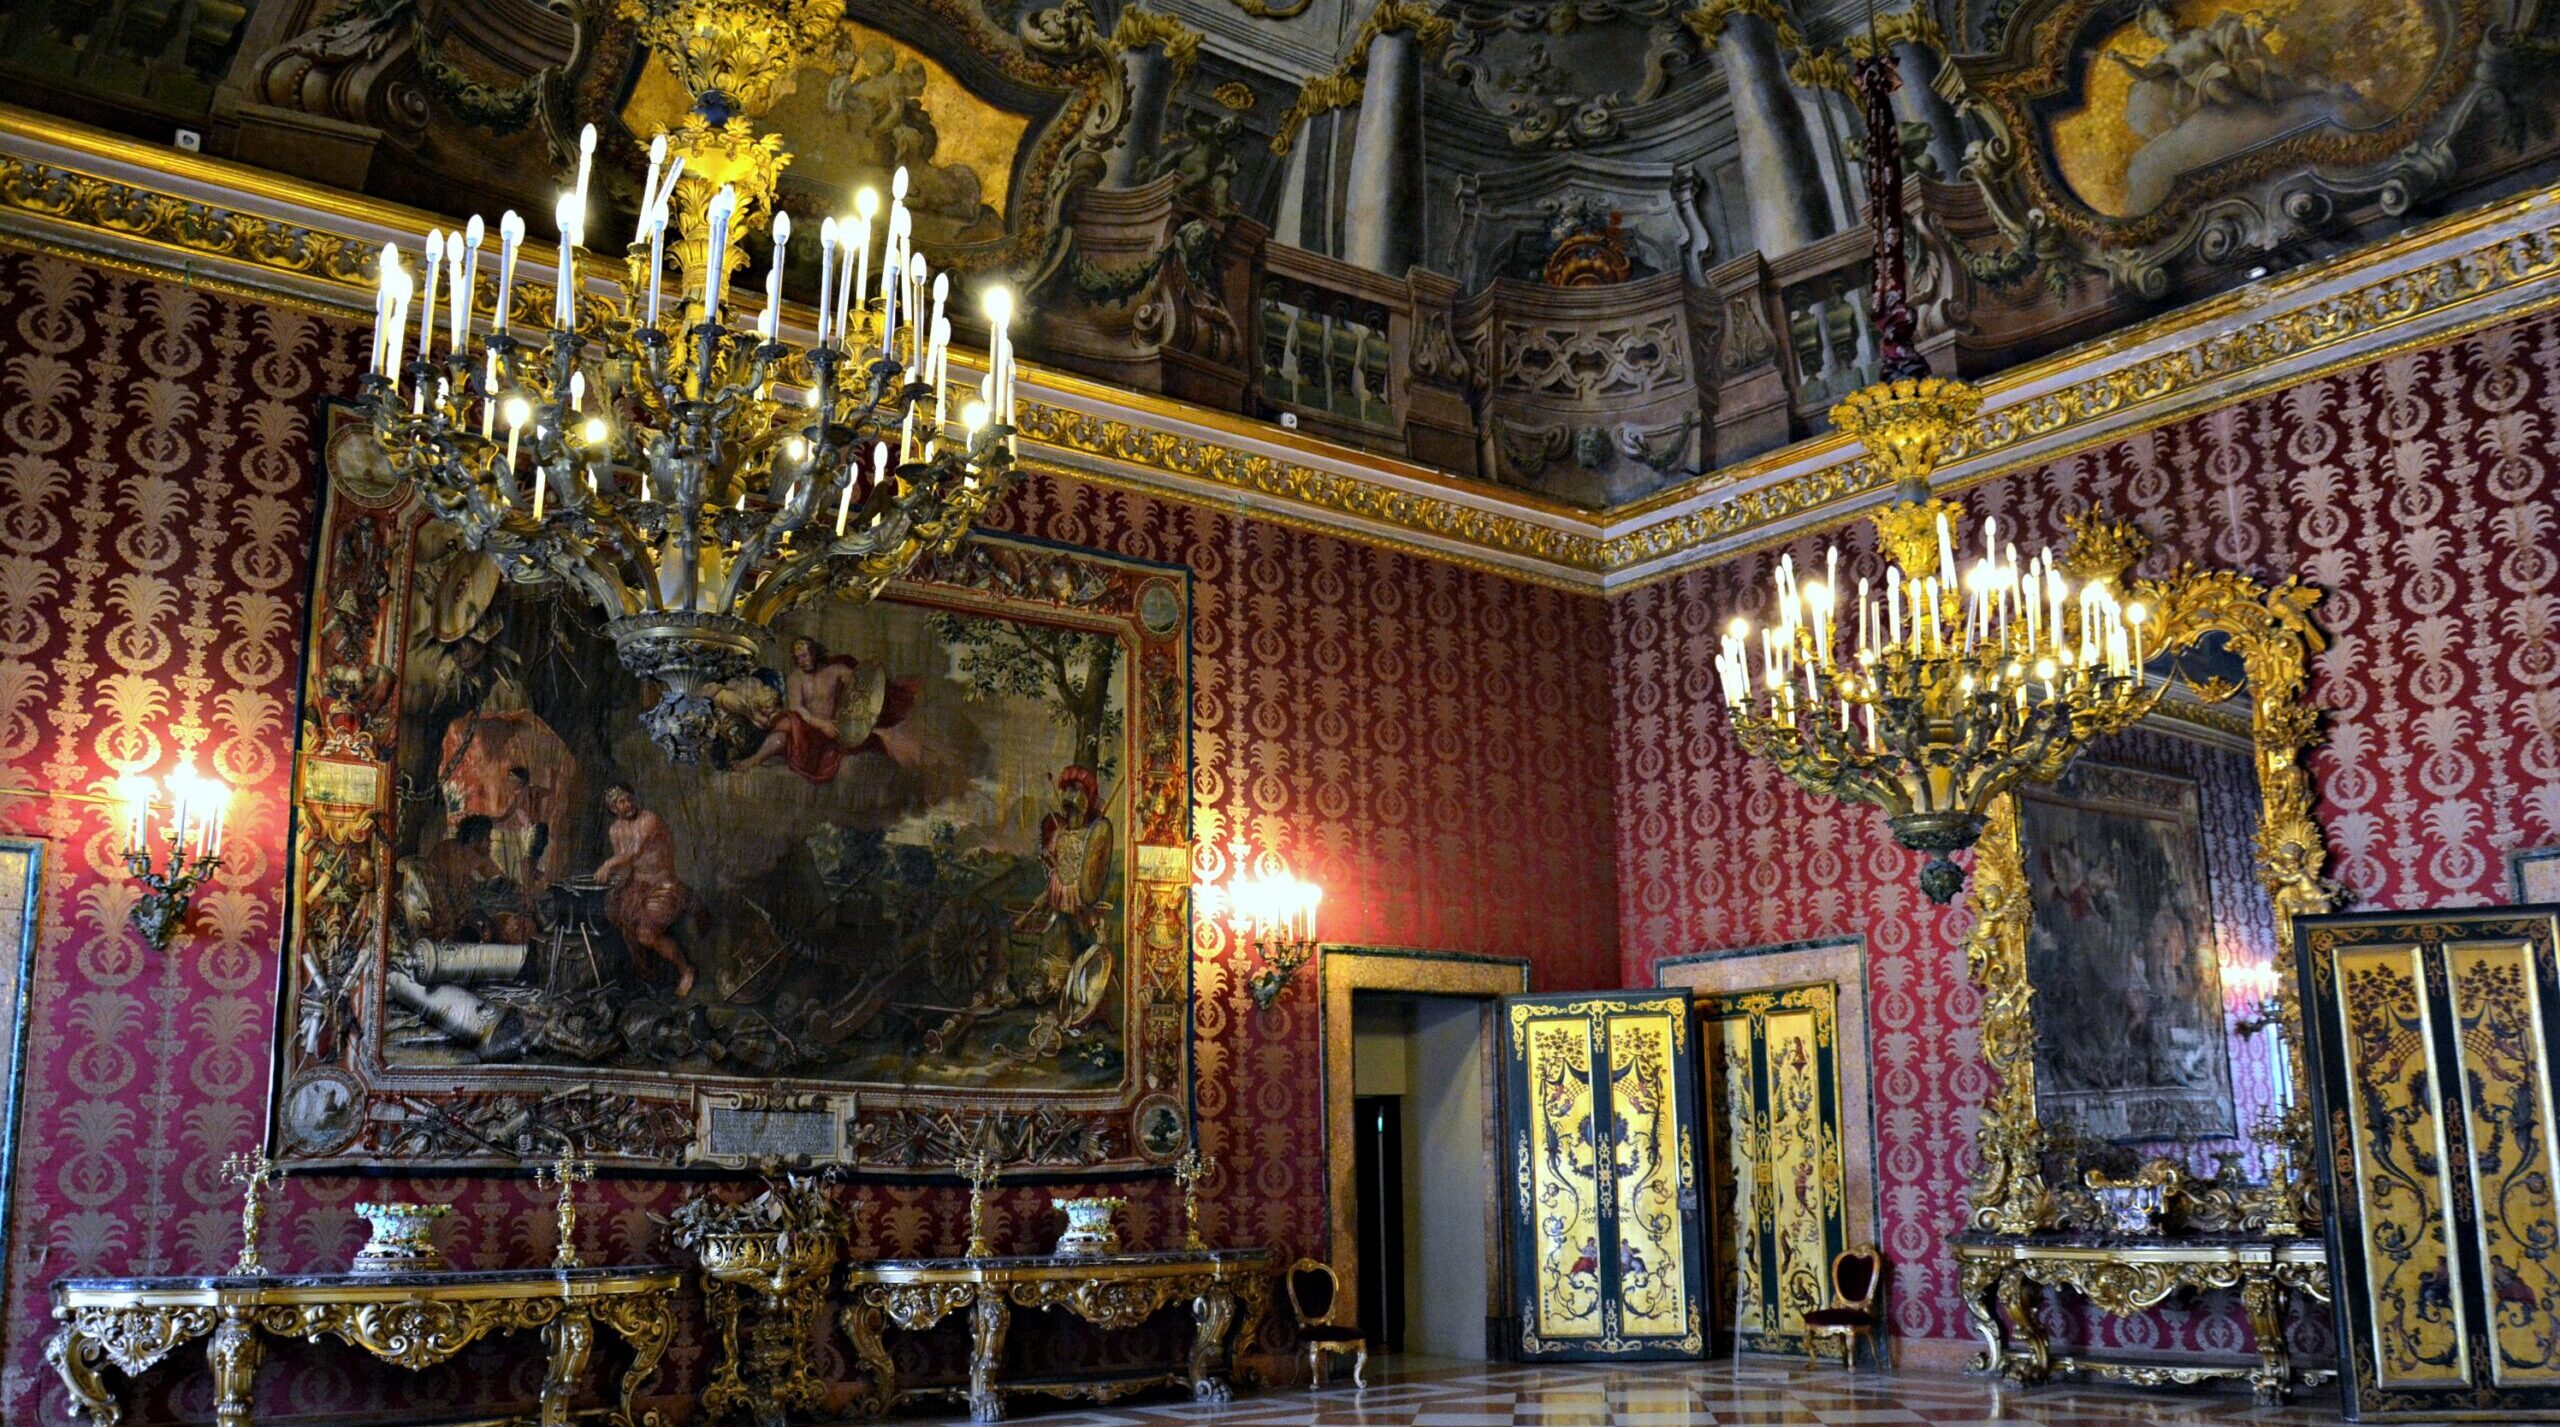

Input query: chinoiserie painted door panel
[1700,983,1847,1356]
[2300,907,2560,1420]
[1504,991,1706,1360]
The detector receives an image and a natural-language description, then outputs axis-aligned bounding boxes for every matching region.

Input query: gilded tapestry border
[268,406,1198,1178]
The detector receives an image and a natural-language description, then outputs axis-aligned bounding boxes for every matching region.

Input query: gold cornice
[5,103,2560,593]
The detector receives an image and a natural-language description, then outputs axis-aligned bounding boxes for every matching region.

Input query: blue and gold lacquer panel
[2301,906,2560,1419]
[1506,991,1705,1360]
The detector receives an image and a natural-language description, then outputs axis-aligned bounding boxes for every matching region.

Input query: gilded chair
[1284,1258,1365,1388]
[1802,1244,1886,1370]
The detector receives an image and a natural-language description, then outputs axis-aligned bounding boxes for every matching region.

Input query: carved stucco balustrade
[1457,270,1716,506]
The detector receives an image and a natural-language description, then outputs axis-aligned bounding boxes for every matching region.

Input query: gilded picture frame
[1962,516,2333,1237]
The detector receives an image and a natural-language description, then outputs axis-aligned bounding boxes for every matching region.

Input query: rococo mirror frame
[1962,515,2337,1238]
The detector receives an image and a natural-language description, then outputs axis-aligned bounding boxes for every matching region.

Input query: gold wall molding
[5,105,2560,593]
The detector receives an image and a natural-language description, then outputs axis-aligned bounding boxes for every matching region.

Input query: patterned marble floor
[923,1357,2359,1427]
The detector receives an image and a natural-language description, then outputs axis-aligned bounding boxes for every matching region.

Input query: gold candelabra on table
[222,1151,280,1276]
[956,1151,1000,1258]
[534,1148,597,1269]
[1173,1149,1215,1250]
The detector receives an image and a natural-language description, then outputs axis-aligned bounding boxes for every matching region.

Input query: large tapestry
[273,409,1195,1174]
[2021,761,2236,1143]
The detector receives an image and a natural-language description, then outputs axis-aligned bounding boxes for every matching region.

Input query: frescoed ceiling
[3,0,2556,512]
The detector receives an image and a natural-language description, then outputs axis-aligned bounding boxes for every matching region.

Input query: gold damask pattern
[2445,941,2560,1384]
[2336,943,2465,1386]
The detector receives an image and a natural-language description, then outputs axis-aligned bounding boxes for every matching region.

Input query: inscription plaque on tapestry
[2299,906,2560,1420]
[2021,760,2237,1143]
[272,407,1194,1173]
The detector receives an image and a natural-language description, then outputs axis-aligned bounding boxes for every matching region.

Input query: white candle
[495,210,524,333]
[881,257,899,358]
[850,188,876,330]
[573,122,596,217]
[1887,566,1902,647]
[817,217,839,345]
[835,459,856,534]
[418,229,443,365]
[371,242,400,375]
[639,134,666,242]
[451,214,482,351]
[1937,510,1956,590]
[553,191,580,327]
[765,210,791,342]
[703,186,738,323]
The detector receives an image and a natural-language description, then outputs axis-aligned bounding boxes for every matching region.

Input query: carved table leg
[699,1280,749,1426]
[1233,1272,1272,1388]
[539,1305,595,1427]
[1958,1262,2006,1378]
[207,1309,264,1427]
[1994,1269,2050,1385]
[46,1324,119,1426]
[595,1288,676,1427]
[841,1297,898,1417]
[1189,1284,1237,1403]
[968,1289,1010,1423]
[2243,1274,2293,1405]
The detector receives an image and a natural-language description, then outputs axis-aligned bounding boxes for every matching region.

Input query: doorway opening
[1348,991,1496,1363]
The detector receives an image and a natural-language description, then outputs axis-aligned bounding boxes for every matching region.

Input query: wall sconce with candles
[115,757,228,951]
[2224,961,2294,1115]
[1208,869,1323,1010]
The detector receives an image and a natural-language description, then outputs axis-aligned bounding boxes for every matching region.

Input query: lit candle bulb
[371,242,401,376]
[880,256,899,359]
[763,210,791,343]
[703,186,737,325]
[553,190,581,328]
[504,395,530,487]
[417,229,443,367]
[494,210,524,333]
[849,187,877,332]
[638,134,666,240]
[450,214,482,351]
[817,216,839,345]
[835,457,856,534]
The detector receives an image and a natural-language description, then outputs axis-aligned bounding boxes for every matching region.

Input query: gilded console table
[1952,1233,2333,1403]
[47,1265,681,1427]
[840,1248,1272,1421]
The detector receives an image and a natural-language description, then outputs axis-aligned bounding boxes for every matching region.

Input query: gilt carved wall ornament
[1961,520,2334,1238]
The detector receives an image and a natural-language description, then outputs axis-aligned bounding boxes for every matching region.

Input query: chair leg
[1308,1344,1323,1388]
[1352,1348,1366,1390]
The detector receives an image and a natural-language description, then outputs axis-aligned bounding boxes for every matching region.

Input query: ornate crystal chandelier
[358,0,1020,763]
[1709,41,2155,905]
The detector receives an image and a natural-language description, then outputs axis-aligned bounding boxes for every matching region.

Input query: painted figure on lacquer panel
[2341,954,2463,1381]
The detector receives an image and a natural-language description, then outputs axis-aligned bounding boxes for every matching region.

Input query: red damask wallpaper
[0,248,1619,1419]
[1614,313,2560,1355]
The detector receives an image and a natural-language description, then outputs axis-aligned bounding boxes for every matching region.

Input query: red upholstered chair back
[1831,1245,1884,1309]
[1288,1259,1342,1325]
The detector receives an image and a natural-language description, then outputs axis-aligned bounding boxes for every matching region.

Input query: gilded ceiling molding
[1678,0,1804,48]
[1267,0,1456,156]
[5,107,2560,593]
